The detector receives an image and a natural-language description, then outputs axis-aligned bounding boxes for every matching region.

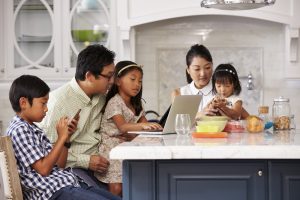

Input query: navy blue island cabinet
[122,159,300,200]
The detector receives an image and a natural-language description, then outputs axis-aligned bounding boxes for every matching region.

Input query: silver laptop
[128,95,201,135]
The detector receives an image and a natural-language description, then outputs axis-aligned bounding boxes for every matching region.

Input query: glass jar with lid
[272,96,291,130]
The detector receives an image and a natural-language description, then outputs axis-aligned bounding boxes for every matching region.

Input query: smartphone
[68,109,81,127]
[72,109,81,121]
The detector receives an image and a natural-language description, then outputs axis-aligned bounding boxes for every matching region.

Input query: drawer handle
[258,170,263,176]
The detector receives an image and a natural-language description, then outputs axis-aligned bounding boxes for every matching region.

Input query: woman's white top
[179,81,214,111]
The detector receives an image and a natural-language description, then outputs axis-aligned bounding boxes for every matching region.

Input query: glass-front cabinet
[70,0,110,69]
[1,0,111,79]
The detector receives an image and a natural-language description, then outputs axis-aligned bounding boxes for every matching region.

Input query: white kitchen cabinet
[0,0,111,80]
[118,0,300,26]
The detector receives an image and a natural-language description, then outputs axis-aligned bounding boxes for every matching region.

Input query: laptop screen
[162,95,201,134]
[158,105,171,127]
[128,95,201,135]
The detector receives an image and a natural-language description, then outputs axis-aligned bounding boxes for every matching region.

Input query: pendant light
[201,0,276,10]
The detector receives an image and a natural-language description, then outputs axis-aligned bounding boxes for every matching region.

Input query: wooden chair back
[0,136,23,200]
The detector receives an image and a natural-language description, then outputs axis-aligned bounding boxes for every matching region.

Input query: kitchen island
[110,130,300,200]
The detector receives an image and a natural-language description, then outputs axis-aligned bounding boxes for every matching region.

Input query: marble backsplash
[157,47,263,114]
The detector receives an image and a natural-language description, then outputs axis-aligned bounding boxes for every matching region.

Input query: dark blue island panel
[269,160,300,200]
[123,160,156,200]
[157,160,266,200]
[123,160,268,200]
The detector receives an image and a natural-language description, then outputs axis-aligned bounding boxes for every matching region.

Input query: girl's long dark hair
[212,63,241,95]
[102,61,144,116]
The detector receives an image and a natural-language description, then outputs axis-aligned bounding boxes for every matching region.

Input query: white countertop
[110,130,300,160]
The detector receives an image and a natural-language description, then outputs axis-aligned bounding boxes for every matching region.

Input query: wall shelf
[14,0,53,10]
[17,35,52,42]
[14,5,53,10]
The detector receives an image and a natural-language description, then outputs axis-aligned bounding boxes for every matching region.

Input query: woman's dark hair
[103,61,144,116]
[212,63,241,95]
[75,44,115,81]
[9,75,50,112]
[185,44,213,83]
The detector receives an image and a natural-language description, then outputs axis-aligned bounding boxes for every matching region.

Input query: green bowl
[196,120,228,132]
[199,116,229,121]
[72,30,106,42]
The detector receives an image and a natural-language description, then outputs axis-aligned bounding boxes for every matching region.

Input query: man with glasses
[39,44,115,191]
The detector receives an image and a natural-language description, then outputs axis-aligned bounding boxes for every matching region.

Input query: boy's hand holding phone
[56,117,72,141]
[56,109,81,141]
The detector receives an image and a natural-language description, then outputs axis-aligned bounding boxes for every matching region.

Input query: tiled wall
[156,47,263,115]
[135,15,300,127]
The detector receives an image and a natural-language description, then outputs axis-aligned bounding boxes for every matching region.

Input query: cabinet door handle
[258,170,263,176]
[0,69,4,73]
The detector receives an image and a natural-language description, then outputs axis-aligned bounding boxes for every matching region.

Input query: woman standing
[171,44,214,113]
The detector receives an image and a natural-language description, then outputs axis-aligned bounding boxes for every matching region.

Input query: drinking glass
[175,114,191,135]
[176,135,192,145]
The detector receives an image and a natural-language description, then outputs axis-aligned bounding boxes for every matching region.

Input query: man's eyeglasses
[98,73,114,80]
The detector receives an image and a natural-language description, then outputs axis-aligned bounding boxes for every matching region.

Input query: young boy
[6,75,120,200]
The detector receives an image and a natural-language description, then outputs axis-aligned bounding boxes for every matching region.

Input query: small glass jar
[258,106,273,129]
[272,96,291,130]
